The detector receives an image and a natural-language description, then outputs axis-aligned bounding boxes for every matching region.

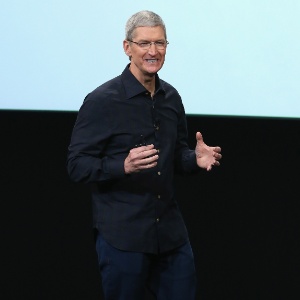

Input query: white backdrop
[1,0,299,118]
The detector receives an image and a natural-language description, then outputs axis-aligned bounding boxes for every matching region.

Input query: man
[67,10,222,300]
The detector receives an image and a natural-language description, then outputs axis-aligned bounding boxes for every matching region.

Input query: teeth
[147,59,157,63]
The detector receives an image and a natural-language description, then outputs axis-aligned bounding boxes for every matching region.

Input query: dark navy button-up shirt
[67,65,199,254]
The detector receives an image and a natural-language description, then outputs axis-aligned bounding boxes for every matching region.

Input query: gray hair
[125,10,167,41]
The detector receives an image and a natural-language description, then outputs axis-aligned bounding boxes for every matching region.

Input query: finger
[133,150,158,168]
[144,144,155,150]
[131,144,155,153]
[140,161,158,169]
[214,153,222,159]
[213,160,220,166]
[138,154,159,167]
[142,149,159,159]
[196,131,203,142]
[130,147,157,159]
[213,146,222,153]
[145,154,159,164]
[138,156,158,170]
[206,162,220,172]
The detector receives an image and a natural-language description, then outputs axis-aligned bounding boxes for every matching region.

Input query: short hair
[125,10,167,41]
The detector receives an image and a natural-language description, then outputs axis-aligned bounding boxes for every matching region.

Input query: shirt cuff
[107,157,126,178]
[183,150,199,173]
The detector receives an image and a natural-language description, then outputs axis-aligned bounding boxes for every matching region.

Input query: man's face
[123,26,167,81]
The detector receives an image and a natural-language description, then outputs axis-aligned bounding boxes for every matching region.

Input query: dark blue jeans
[95,233,197,300]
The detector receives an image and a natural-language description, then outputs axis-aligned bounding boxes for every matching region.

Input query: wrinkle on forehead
[132,26,166,41]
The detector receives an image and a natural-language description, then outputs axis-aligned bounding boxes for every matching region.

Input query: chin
[145,65,162,74]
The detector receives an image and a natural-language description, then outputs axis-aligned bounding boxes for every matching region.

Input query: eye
[138,42,150,48]
[156,42,165,47]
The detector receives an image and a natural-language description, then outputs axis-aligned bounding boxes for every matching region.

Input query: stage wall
[1,110,299,300]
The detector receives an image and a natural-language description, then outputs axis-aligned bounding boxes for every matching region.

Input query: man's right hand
[124,144,159,174]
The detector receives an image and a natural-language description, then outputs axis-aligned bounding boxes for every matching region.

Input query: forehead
[132,26,165,40]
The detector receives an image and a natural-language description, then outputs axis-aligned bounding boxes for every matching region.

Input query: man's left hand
[195,131,222,171]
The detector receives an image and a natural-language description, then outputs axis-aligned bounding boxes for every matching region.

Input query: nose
[148,43,158,55]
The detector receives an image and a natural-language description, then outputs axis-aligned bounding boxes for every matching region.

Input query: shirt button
[156,218,160,222]
[158,171,161,175]
[158,195,161,199]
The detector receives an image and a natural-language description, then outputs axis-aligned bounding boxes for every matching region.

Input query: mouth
[145,59,158,64]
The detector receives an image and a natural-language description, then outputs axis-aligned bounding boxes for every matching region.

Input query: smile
[145,59,158,64]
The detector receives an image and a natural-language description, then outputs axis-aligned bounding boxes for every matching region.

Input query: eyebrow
[136,39,166,43]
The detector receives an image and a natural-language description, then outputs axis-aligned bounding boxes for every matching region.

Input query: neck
[142,78,155,96]
[129,64,156,96]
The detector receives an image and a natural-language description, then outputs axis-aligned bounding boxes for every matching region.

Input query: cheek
[159,53,166,63]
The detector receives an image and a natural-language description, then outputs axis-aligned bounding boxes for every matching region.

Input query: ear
[123,40,132,58]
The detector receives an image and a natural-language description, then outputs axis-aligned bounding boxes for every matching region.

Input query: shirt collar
[121,64,165,99]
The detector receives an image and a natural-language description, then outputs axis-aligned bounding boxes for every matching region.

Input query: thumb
[196,131,203,143]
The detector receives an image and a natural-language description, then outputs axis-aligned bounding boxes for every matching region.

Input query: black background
[1,110,299,299]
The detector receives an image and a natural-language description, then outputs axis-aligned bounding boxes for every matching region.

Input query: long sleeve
[172,96,199,174]
[67,96,126,183]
